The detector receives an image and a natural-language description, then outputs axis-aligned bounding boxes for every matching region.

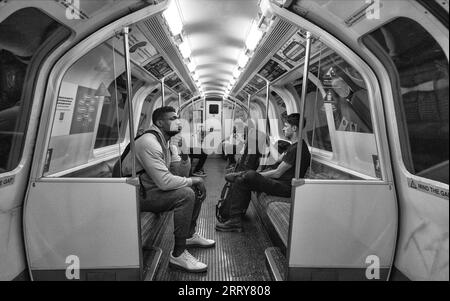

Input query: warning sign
[408,178,449,200]
[0,175,15,189]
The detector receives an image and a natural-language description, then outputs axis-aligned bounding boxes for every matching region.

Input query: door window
[363,17,449,184]
[0,8,69,173]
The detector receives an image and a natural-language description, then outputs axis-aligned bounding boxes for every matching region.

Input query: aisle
[154,157,273,281]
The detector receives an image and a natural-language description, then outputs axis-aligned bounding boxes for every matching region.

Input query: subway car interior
[0,0,448,281]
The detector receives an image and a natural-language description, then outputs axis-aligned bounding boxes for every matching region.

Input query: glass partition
[44,37,126,177]
[301,39,381,180]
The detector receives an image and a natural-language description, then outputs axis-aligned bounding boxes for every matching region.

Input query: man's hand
[191,177,204,186]
[191,177,206,200]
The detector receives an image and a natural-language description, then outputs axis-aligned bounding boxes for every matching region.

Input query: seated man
[216,113,311,232]
[122,106,215,273]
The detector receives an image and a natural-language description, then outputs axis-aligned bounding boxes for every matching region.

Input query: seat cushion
[266,202,291,248]
[258,192,291,210]
[140,211,170,246]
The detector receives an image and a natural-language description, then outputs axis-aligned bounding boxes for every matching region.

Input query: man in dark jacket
[216,113,311,232]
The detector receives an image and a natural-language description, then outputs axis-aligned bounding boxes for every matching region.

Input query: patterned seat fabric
[266,202,291,248]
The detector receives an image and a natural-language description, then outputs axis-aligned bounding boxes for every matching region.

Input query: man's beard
[167,130,180,137]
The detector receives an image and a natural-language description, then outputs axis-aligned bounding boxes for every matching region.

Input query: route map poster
[69,86,100,135]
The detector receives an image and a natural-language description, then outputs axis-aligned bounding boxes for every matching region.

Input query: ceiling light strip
[141,16,196,92]
[232,18,296,94]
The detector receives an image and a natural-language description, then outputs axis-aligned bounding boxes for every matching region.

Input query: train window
[363,18,449,184]
[296,79,333,152]
[137,88,160,135]
[303,41,380,179]
[0,8,69,173]
[270,91,288,139]
[93,72,129,149]
[44,37,126,177]
[209,104,219,115]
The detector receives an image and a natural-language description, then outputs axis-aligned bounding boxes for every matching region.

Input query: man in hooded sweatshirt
[122,106,215,273]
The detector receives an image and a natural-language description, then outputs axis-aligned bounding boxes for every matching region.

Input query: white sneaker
[186,233,216,248]
[169,250,207,273]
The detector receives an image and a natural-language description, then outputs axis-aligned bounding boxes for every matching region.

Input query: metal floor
[154,157,273,281]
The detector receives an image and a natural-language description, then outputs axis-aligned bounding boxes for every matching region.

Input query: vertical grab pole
[191,97,195,149]
[203,95,206,126]
[247,92,251,119]
[221,96,225,142]
[161,76,165,108]
[203,95,206,150]
[231,99,236,156]
[295,31,312,180]
[264,78,270,137]
[178,93,182,112]
[123,27,137,178]
[231,99,236,134]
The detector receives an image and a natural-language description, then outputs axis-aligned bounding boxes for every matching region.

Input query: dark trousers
[226,170,291,218]
[189,147,208,172]
[141,186,205,251]
[226,154,236,165]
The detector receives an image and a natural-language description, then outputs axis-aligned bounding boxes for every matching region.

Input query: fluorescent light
[178,41,191,59]
[188,61,196,72]
[233,68,241,78]
[259,0,272,18]
[193,72,199,81]
[230,78,236,85]
[246,20,264,51]
[238,53,250,68]
[162,2,183,36]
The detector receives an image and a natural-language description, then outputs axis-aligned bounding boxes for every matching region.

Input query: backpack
[112,129,171,199]
[112,129,165,178]
[215,135,263,223]
[216,181,232,223]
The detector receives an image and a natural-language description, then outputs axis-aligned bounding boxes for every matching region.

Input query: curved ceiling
[175,0,260,97]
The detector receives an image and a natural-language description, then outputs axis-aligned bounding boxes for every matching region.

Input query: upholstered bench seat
[266,202,291,248]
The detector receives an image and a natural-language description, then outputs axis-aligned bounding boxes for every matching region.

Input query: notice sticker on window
[408,178,449,200]
[0,175,15,189]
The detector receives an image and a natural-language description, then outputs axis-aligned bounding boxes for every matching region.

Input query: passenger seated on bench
[224,118,265,178]
[121,106,215,273]
[216,113,311,232]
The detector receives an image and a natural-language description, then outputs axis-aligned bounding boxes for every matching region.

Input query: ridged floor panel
[154,158,273,281]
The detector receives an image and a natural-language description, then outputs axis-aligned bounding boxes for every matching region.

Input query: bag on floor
[215,181,232,223]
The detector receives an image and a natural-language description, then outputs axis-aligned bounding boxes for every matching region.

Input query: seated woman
[216,114,311,232]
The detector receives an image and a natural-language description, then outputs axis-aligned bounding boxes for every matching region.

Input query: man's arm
[137,136,193,191]
[260,161,293,179]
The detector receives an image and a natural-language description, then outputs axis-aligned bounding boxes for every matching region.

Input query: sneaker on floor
[169,250,207,273]
[215,217,243,233]
[192,170,207,177]
[186,233,216,248]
